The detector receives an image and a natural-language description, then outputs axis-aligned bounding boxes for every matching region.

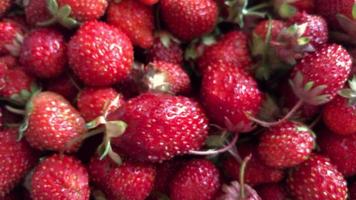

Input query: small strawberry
[20,28,67,79]
[256,184,289,200]
[107,0,154,49]
[25,0,51,26]
[44,73,79,101]
[68,21,134,86]
[318,129,356,176]
[287,154,348,200]
[223,143,285,186]
[323,77,356,135]
[169,159,220,200]
[253,19,287,41]
[24,91,86,152]
[0,129,36,197]
[112,92,209,162]
[200,62,263,132]
[197,31,253,73]
[77,87,124,121]
[258,121,315,168]
[0,20,24,56]
[160,0,218,41]
[31,154,90,200]
[139,0,159,5]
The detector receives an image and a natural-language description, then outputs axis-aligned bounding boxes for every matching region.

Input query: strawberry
[315,0,356,28]
[197,31,253,73]
[139,0,159,5]
[253,19,287,41]
[0,129,36,197]
[107,0,154,49]
[290,44,352,105]
[0,20,24,56]
[258,121,315,168]
[112,92,209,162]
[44,73,79,101]
[287,154,348,200]
[0,0,11,16]
[68,21,134,86]
[169,159,220,200]
[147,32,183,65]
[31,154,89,200]
[106,162,156,200]
[200,62,263,132]
[25,0,108,28]
[160,0,218,41]
[256,184,289,200]
[77,87,124,121]
[318,129,356,176]
[20,28,67,79]
[223,143,285,186]
[24,91,86,152]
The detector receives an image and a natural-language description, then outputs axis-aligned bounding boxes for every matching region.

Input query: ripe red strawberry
[258,121,315,168]
[318,129,356,176]
[112,92,209,162]
[315,0,355,28]
[287,154,347,200]
[0,20,24,56]
[253,19,287,41]
[139,0,159,5]
[290,44,352,105]
[0,129,36,197]
[25,91,86,152]
[77,87,124,121]
[0,0,11,16]
[147,32,183,65]
[68,21,134,86]
[256,184,289,200]
[25,0,50,26]
[200,62,263,132]
[197,31,253,73]
[288,12,328,47]
[169,159,220,200]
[44,73,79,101]
[160,0,218,41]
[31,154,89,200]
[106,162,156,200]
[20,28,67,79]
[107,0,154,49]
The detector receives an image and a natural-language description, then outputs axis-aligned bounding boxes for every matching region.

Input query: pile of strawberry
[0,0,356,199]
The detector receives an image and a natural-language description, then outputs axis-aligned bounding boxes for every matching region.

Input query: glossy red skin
[169,159,220,200]
[256,184,288,200]
[77,87,124,121]
[315,0,356,28]
[253,19,287,41]
[200,62,263,132]
[31,154,89,200]
[0,20,23,55]
[0,67,33,98]
[106,162,156,200]
[223,143,285,186]
[198,31,252,73]
[25,92,86,152]
[112,92,209,162]
[323,96,356,135]
[20,28,67,79]
[0,129,36,197]
[68,21,134,86]
[107,0,154,49]
[0,0,11,16]
[148,60,191,94]
[288,12,328,47]
[291,44,352,101]
[160,0,218,41]
[45,74,79,101]
[318,129,356,176]
[287,154,347,200]
[258,121,315,168]
[147,37,183,65]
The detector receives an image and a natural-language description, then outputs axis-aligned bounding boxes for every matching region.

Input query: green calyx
[338,76,356,106]
[37,0,79,29]
[352,3,356,20]
[278,2,297,18]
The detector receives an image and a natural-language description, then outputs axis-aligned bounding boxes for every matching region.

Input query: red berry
[0,67,34,99]
[169,159,220,200]
[0,20,24,56]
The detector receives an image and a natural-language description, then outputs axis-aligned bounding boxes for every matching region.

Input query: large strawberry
[287,154,348,200]
[0,129,36,197]
[107,0,154,49]
[256,184,289,200]
[20,28,67,79]
[258,121,315,168]
[112,92,209,162]
[0,20,24,56]
[24,91,86,152]
[200,62,263,132]
[31,154,90,200]
[169,159,220,200]
[160,0,218,41]
[68,21,134,86]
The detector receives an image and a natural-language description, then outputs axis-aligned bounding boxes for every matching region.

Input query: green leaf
[105,121,127,138]
[57,5,72,19]
[60,17,79,29]
[279,3,297,18]
[18,119,29,141]
[297,37,310,46]
[352,3,356,20]
[160,34,171,48]
[99,141,111,160]
[304,81,314,91]
[47,0,59,15]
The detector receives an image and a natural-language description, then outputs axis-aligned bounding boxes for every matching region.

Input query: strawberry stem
[189,134,239,155]
[239,155,252,200]
[4,105,25,115]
